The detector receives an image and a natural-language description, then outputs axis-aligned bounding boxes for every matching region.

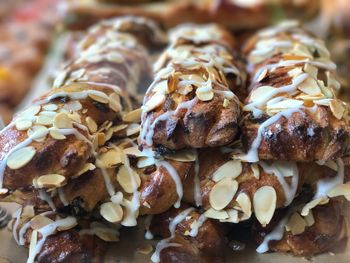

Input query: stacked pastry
[139,20,350,261]
[0,17,350,263]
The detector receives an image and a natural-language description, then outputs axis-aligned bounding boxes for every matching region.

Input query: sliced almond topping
[303,64,318,78]
[253,186,277,227]
[27,125,48,142]
[68,113,81,123]
[97,149,122,168]
[319,80,334,98]
[285,212,307,235]
[30,215,54,230]
[40,111,56,117]
[219,209,239,223]
[96,132,106,146]
[95,228,119,242]
[324,160,338,171]
[86,117,98,133]
[137,243,153,255]
[43,104,58,111]
[288,67,303,78]
[22,205,35,218]
[75,163,96,177]
[53,112,73,129]
[123,146,143,157]
[251,163,260,179]
[63,101,82,112]
[137,157,156,168]
[126,123,140,136]
[298,77,322,95]
[212,160,242,182]
[57,218,78,231]
[301,197,329,216]
[36,115,53,126]
[257,68,268,82]
[304,210,315,227]
[35,174,66,189]
[314,98,331,106]
[88,92,109,104]
[109,93,122,112]
[329,99,345,120]
[165,149,196,162]
[142,94,165,113]
[223,98,229,108]
[122,108,142,123]
[196,90,214,101]
[100,202,123,223]
[327,184,350,201]
[49,128,66,140]
[209,178,238,210]
[117,165,141,193]
[7,146,36,170]
[113,124,128,133]
[236,192,252,217]
[20,105,41,118]
[204,208,229,220]
[28,230,38,261]
[249,86,275,103]
[266,99,304,111]
[15,118,32,131]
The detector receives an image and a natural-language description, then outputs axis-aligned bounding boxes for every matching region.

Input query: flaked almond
[212,160,242,182]
[63,101,82,112]
[123,146,143,157]
[20,105,41,118]
[219,209,239,223]
[126,123,140,136]
[253,186,276,227]
[223,98,229,108]
[327,184,350,201]
[95,228,119,242]
[298,77,321,95]
[142,94,165,113]
[285,212,307,235]
[22,205,35,218]
[209,178,238,210]
[7,146,36,170]
[40,111,56,117]
[53,112,73,129]
[97,149,122,168]
[257,68,268,82]
[304,210,315,226]
[109,93,122,112]
[329,99,345,120]
[43,104,58,111]
[122,108,142,123]
[49,128,66,140]
[57,217,78,231]
[137,243,153,255]
[35,174,66,189]
[28,230,38,262]
[165,149,196,162]
[15,118,32,131]
[314,98,331,106]
[303,64,318,78]
[251,163,260,179]
[301,197,329,216]
[28,125,48,142]
[88,91,109,104]
[68,113,81,123]
[36,115,53,126]
[113,124,128,133]
[236,192,252,217]
[196,90,214,101]
[137,157,156,168]
[117,165,141,193]
[266,99,303,111]
[96,132,106,146]
[100,202,123,223]
[30,215,54,230]
[204,208,229,220]
[249,86,275,103]
[86,117,98,133]
[75,163,96,177]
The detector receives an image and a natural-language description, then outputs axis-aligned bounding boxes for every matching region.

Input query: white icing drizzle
[38,190,56,211]
[193,151,202,207]
[189,214,207,237]
[315,158,344,199]
[141,98,198,147]
[156,161,183,208]
[259,161,299,206]
[151,207,194,263]
[144,215,154,240]
[27,216,77,263]
[19,220,32,246]
[12,207,22,245]
[240,108,303,163]
[100,167,115,197]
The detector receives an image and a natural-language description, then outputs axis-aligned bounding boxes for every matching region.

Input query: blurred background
[0,0,349,126]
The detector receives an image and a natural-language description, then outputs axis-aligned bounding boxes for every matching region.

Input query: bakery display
[0,2,349,263]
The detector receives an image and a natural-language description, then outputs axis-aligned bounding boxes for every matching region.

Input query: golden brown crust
[252,200,345,256]
[150,205,226,263]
